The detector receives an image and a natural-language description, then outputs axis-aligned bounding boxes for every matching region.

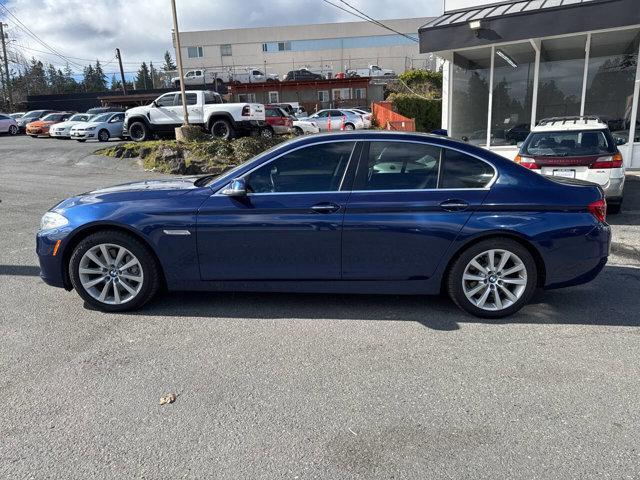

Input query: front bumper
[71,130,96,140]
[50,129,71,138]
[26,128,46,136]
[36,228,72,289]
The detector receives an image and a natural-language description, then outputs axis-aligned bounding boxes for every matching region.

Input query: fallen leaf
[159,393,177,405]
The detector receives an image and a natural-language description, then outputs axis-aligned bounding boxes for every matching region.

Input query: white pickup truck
[346,65,396,78]
[171,68,279,87]
[123,90,267,141]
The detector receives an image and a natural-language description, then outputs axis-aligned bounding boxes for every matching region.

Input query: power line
[322,0,418,42]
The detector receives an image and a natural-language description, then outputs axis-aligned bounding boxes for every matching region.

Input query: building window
[268,91,279,103]
[278,41,291,51]
[451,48,491,144]
[585,28,640,145]
[238,93,257,103]
[537,35,587,121]
[187,46,203,58]
[318,90,329,103]
[332,88,351,100]
[262,43,268,52]
[220,44,232,57]
[490,42,536,146]
[354,88,366,100]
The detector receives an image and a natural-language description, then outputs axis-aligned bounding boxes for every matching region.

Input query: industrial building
[419,0,640,168]
[174,17,435,80]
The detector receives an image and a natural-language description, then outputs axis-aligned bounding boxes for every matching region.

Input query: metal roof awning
[419,0,640,53]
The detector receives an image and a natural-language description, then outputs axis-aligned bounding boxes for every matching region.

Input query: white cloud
[3,0,442,76]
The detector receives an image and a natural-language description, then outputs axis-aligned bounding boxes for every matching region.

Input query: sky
[1,0,444,79]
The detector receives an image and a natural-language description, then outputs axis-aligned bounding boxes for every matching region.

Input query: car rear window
[523,130,615,157]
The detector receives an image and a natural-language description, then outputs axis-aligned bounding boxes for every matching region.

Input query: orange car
[26,112,75,137]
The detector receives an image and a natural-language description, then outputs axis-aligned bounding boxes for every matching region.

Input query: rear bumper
[602,176,625,201]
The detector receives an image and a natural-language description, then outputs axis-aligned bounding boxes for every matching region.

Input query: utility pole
[115,48,127,95]
[1,23,12,111]
[170,0,189,125]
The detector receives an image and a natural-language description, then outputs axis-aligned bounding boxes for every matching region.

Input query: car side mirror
[222,178,247,197]
[151,101,158,108]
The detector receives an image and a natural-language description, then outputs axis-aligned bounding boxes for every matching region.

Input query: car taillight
[589,152,623,169]
[514,154,540,169]
[241,105,251,116]
[588,198,607,222]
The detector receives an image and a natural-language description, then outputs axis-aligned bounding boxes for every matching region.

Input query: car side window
[315,111,329,118]
[265,108,278,117]
[112,114,125,122]
[362,142,441,191]
[204,92,221,104]
[440,149,494,189]
[0,114,8,120]
[155,94,176,107]
[246,142,356,194]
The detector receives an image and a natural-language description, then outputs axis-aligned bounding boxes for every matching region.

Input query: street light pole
[170,0,189,125]
[0,23,12,111]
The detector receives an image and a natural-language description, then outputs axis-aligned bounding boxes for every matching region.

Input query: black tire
[210,118,234,139]
[76,139,86,142]
[293,126,304,136]
[447,238,537,319]
[608,200,622,214]
[29,135,37,138]
[98,129,110,142]
[8,125,18,135]
[69,230,162,312]
[128,121,149,142]
[260,127,275,139]
[174,81,181,88]
[344,123,355,130]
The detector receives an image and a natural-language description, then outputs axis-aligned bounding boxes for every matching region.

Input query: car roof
[532,116,609,132]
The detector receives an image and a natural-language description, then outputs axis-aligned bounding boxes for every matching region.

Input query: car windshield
[523,130,615,157]
[69,114,88,122]
[42,113,65,122]
[24,111,44,118]
[92,113,112,123]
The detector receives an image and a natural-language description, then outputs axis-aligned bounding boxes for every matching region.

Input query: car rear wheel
[293,126,304,136]
[128,121,149,142]
[344,123,355,130]
[98,129,110,142]
[8,125,18,135]
[210,119,234,140]
[447,239,537,318]
[69,230,161,312]
[260,127,275,138]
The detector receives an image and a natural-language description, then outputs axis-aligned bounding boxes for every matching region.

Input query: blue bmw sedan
[36,131,611,318]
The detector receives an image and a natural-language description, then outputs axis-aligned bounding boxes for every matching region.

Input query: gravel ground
[1,135,639,479]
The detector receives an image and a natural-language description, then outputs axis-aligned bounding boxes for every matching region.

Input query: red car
[265,105,293,135]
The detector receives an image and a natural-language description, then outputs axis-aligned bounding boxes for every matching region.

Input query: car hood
[27,120,52,127]
[88,177,203,194]
[54,120,87,129]
[73,121,113,129]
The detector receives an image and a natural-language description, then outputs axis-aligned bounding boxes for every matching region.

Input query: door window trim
[214,140,362,196]
[351,139,498,193]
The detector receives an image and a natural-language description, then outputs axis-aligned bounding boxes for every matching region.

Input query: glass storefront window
[490,42,536,146]
[585,29,640,145]
[537,35,587,121]
[451,48,491,145]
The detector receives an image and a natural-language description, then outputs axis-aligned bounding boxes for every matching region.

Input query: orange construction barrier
[371,101,416,132]
[327,113,332,132]
[340,115,346,131]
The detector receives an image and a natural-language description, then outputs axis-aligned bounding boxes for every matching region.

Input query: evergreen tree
[61,64,78,93]
[94,60,107,91]
[134,62,152,90]
[83,64,95,91]
[163,50,177,72]
[29,58,48,95]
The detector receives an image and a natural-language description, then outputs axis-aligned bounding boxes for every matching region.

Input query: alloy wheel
[9,125,18,135]
[461,249,527,311]
[78,243,144,305]
[212,120,230,139]
[129,124,145,142]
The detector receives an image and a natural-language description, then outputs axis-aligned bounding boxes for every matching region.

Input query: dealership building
[420,0,640,168]
[175,17,435,80]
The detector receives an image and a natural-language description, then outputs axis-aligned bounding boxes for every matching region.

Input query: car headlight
[40,212,69,231]
[85,126,96,131]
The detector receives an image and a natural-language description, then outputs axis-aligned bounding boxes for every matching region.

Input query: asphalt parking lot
[1,134,639,479]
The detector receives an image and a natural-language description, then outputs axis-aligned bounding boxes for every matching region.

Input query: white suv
[516,116,625,213]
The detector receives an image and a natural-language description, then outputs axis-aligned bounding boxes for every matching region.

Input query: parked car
[70,112,125,142]
[123,90,267,141]
[15,110,57,133]
[503,123,530,144]
[291,117,320,135]
[9,112,25,120]
[516,116,625,213]
[344,108,372,128]
[270,102,307,118]
[171,68,278,88]
[346,65,396,78]
[26,112,75,137]
[37,131,611,317]
[85,107,124,115]
[302,109,363,131]
[285,69,324,81]
[265,106,294,135]
[49,114,94,139]
[0,113,19,135]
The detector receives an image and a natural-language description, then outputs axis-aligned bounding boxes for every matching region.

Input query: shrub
[387,93,442,133]
[398,69,443,90]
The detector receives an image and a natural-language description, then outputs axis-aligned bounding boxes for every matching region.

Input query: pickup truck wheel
[129,121,149,142]
[210,119,234,140]
[260,127,275,139]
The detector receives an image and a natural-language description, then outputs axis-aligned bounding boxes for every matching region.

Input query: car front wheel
[69,230,162,312]
[9,125,18,135]
[98,129,110,142]
[447,239,537,318]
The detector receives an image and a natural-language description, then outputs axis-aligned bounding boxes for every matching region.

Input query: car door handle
[310,202,341,214]
[440,200,469,212]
